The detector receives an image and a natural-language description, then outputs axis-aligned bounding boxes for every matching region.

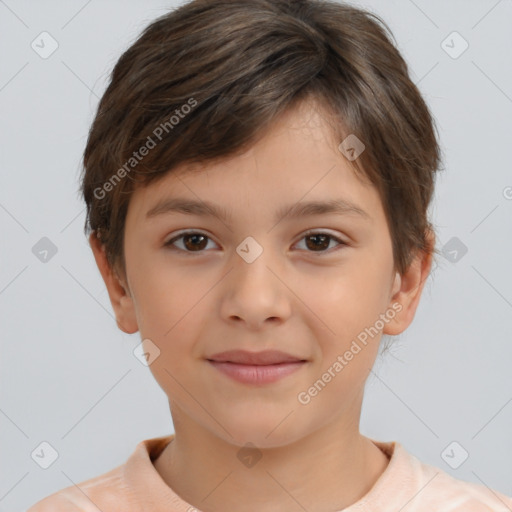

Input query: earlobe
[88,232,139,335]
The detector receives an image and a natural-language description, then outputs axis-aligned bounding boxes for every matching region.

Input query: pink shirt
[27,434,512,511]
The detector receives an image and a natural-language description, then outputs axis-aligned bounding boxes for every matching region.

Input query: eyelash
[164,230,348,255]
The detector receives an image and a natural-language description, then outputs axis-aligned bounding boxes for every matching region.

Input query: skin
[90,97,434,512]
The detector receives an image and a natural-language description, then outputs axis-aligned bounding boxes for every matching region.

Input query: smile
[207,360,307,385]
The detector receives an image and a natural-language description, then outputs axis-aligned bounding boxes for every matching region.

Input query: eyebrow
[145,197,371,224]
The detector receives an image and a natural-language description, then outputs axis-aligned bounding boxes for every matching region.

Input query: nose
[218,241,292,330]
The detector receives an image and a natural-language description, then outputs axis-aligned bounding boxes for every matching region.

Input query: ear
[89,231,139,334]
[383,230,434,336]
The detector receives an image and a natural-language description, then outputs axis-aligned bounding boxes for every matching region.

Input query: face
[92,99,430,448]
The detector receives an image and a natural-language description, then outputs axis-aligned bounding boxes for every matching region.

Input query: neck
[153,409,389,511]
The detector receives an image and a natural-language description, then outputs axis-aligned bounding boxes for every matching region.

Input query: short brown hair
[81,0,442,282]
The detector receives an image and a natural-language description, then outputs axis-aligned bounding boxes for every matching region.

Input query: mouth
[207,359,307,386]
[207,349,307,365]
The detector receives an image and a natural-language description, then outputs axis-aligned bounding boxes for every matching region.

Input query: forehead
[125,100,382,228]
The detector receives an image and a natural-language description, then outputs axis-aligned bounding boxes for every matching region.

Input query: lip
[207,349,306,365]
[207,360,307,385]
[206,350,308,385]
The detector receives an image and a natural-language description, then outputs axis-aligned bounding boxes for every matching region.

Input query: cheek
[315,261,388,312]
[128,250,200,335]
[303,257,392,353]
[135,282,207,401]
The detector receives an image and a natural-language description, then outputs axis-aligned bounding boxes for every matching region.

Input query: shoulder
[425,469,512,511]
[26,493,85,512]
[25,435,173,512]
[374,440,512,511]
[403,446,512,510]
[26,464,132,512]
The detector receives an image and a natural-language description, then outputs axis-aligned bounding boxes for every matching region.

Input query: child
[28,0,512,510]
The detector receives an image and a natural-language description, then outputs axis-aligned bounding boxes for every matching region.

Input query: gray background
[1,0,511,510]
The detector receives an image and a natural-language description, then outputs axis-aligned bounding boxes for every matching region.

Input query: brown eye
[183,233,208,251]
[305,234,330,251]
[165,231,216,252]
[296,231,347,254]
